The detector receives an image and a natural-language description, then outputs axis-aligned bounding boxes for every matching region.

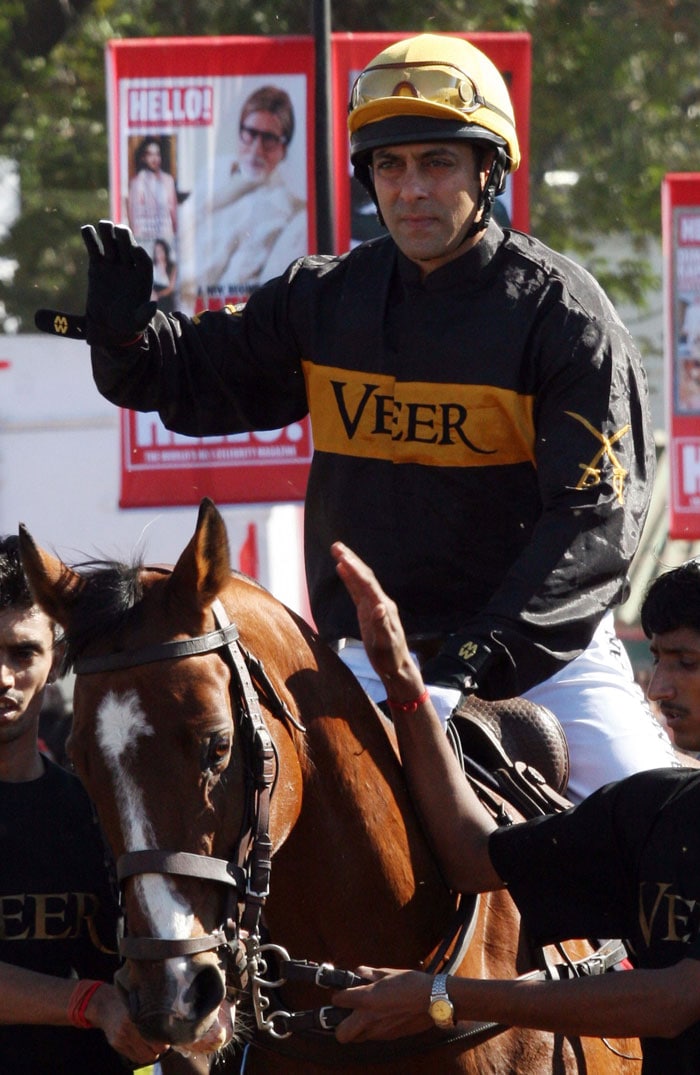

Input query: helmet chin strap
[464,146,506,239]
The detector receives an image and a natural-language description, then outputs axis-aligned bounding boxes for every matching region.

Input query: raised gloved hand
[81,220,157,347]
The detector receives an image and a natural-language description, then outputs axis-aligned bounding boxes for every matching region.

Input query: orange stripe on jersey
[302,361,536,468]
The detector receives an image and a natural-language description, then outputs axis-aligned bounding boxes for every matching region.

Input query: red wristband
[67,979,105,1029]
[386,687,430,714]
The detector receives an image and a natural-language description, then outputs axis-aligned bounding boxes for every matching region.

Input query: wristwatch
[428,973,455,1028]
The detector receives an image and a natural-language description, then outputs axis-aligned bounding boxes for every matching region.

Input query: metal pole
[312,0,336,254]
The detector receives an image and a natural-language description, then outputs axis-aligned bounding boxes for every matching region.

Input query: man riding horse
[38,33,675,800]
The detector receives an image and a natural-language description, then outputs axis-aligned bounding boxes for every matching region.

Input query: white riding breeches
[523,612,677,802]
[335,611,677,804]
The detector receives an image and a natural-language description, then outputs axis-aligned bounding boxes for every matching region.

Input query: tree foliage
[0,0,699,333]
[0,0,95,132]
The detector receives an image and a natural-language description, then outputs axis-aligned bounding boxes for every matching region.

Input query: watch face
[429,997,454,1026]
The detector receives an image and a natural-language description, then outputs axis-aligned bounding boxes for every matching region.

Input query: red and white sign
[120,409,313,506]
[107,32,531,509]
[125,84,215,127]
[106,36,316,507]
[662,173,700,537]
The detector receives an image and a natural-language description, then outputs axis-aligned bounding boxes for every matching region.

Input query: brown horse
[19,500,640,1074]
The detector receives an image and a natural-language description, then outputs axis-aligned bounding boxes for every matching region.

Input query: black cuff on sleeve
[421,641,494,694]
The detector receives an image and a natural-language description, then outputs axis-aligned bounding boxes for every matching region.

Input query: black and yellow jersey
[91,221,654,698]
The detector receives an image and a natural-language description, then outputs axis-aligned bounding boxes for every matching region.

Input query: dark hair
[641,560,700,637]
[134,136,164,171]
[240,85,295,145]
[0,535,33,610]
[153,237,175,270]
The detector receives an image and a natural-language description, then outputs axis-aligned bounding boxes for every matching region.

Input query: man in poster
[677,299,700,412]
[177,83,307,313]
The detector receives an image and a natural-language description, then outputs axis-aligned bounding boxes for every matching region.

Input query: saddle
[449,695,573,819]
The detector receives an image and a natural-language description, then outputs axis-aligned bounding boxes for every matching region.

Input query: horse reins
[72,591,633,1065]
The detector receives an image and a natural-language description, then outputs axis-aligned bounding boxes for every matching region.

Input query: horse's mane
[63,558,145,664]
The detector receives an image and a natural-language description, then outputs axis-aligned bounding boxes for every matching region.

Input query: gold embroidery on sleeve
[565,412,630,505]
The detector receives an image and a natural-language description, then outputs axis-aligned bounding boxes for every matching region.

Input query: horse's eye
[202,733,231,773]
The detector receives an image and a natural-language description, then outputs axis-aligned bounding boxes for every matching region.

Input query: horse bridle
[74,596,288,995]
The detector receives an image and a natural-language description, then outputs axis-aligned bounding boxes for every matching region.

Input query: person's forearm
[376,646,500,892]
[0,963,80,1024]
[390,701,500,893]
[0,962,168,1063]
[451,963,698,1039]
[331,540,501,894]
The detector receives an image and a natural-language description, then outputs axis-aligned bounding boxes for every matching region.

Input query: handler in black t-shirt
[0,535,168,1073]
[330,548,700,1075]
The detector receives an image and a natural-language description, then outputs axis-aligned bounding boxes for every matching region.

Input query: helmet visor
[349,60,512,126]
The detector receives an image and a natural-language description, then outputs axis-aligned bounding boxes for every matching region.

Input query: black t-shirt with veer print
[490,768,700,1074]
[0,758,126,1074]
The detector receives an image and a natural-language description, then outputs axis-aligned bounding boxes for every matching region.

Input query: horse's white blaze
[96,690,195,942]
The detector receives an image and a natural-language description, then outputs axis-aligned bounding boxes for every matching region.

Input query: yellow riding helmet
[348,33,520,173]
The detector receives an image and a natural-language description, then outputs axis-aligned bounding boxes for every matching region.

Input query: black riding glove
[81,220,157,347]
[421,640,495,695]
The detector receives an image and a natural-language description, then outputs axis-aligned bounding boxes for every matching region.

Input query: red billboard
[106,36,316,507]
[662,173,700,538]
[106,32,531,509]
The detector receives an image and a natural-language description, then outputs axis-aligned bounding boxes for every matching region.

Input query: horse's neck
[229,602,457,964]
[266,698,454,969]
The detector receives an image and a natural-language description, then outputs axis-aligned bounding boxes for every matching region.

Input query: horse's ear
[167,498,231,611]
[18,524,84,628]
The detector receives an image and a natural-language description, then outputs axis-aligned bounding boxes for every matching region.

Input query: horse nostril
[183,963,226,1022]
